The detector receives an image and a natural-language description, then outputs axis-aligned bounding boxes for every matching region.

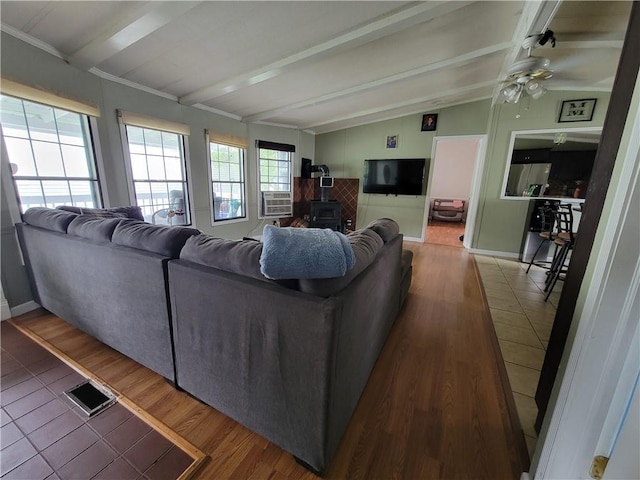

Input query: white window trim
[0,131,24,225]
[119,123,138,208]
[207,131,248,226]
[118,122,195,227]
[88,117,110,207]
[256,143,294,219]
[1,98,104,214]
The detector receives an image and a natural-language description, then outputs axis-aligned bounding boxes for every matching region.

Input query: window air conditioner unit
[262,191,292,217]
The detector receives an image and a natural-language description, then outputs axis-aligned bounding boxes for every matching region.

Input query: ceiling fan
[499,30,556,103]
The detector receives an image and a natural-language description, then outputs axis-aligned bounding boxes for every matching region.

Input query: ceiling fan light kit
[499,30,556,104]
[501,83,523,103]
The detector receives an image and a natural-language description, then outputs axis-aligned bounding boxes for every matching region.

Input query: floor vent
[64,380,116,416]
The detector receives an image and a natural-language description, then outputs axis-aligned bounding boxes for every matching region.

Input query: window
[257,140,294,217]
[119,111,191,225]
[209,138,246,223]
[0,95,102,213]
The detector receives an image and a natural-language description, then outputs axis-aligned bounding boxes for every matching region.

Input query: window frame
[207,135,248,226]
[0,94,104,215]
[256,140,294,219]
[120,122,194,226]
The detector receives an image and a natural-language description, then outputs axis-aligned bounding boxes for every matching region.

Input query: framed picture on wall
[558,99,597,122]
[421,113,438,131]
[386,135,398,149]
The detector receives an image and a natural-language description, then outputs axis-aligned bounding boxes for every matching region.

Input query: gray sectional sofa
[16,207,412,475]
[16,207,199,382]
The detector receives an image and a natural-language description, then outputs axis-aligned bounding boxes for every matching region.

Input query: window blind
[207,130,247,149]
[0,78,100,117]
[118,110,190,136]
[256,140,295,152]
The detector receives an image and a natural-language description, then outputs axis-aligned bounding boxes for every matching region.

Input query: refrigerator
[520,199,560,263]
[506,163,552,197]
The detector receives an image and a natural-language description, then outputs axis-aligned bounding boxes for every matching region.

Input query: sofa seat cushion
[57,205,144,220]
[23,207,78,233]
[299,228,383,297]
[112,221,199,258]
[365,218,400,243]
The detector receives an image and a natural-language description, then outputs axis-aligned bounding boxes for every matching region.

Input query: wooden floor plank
[9,242,528,479]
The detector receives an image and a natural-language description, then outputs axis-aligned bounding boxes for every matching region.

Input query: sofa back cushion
[180,235,266,280]
[365,218,400,243]
[298,228,384,297]
[67,216,122,243]
[112,221,199,258]
[22,207,78,233]
[57,205,145,220]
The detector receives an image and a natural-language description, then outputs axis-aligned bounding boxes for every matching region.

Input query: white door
[603,379,640,479]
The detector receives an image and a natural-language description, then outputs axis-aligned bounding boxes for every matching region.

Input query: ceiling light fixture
[500,83,523,104]
[524,78,547,99]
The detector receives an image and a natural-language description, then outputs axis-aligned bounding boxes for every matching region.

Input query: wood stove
[309,200,341,231]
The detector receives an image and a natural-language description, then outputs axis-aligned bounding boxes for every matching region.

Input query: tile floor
[474,254,563,459]
[0,322,193,480]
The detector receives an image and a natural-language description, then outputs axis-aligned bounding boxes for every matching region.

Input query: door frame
[532,80,639,477]
[421,134,488,248]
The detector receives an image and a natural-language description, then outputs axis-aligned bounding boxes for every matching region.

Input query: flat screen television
[363,158,425,195]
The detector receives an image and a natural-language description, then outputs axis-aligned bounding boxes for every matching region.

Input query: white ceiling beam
[300,80,496,130]
[491,0,564,105]
[312,93,493,134]
[242,41,512,123]
[0,22,65,59]
[179,1,473,106]
[68,2,201,70]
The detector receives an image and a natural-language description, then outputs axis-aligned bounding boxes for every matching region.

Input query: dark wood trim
[473,258,531,470]
[534,2,640,431]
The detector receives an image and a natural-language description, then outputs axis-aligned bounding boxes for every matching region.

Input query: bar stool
[526,204,558,274]
[544,205,575,301]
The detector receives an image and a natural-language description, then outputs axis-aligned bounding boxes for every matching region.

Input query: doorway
[423,135,487,248]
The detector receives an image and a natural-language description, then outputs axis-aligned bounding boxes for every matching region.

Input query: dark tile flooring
[1,322,193,480]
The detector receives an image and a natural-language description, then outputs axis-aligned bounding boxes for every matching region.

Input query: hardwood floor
[425,221,465,247]
[9,242,528,479]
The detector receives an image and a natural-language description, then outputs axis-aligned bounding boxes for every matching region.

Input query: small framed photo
[558,99,597,123]
[386,134,398,149]
[421,113,438,131]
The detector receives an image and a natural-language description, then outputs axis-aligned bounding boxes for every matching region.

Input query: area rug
[1,320,208,480]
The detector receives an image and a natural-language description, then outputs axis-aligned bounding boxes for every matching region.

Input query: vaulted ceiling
[0,1,632,134]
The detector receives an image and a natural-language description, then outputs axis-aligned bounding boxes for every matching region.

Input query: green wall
[474,91,610,253]
[315,100,492,238]
[0,32,314,308]
[316,91,611,248]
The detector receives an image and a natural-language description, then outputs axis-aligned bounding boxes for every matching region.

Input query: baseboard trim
[10,300,40,318]
[1,300,11,321]
[403,236,423,243]
[469,248,520,259]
